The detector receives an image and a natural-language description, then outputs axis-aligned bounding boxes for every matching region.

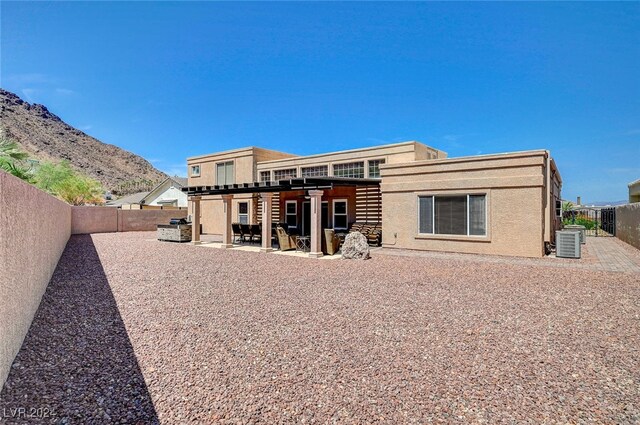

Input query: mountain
[0,89,167,194]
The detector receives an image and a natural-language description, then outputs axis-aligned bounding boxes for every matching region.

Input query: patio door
[302,201,328,236]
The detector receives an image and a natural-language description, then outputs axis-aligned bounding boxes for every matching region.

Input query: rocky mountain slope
[0,89,167,193]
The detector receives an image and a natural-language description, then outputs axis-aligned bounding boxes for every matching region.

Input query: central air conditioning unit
[556,230,581,259]
[563,224,586,244]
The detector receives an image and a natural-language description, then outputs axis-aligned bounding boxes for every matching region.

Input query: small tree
[0,128,33,182]
[34,161,104,205]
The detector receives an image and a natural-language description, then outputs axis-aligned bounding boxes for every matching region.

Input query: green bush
[563,215,596,230]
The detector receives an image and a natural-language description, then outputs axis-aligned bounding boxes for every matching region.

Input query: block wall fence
[616,203,640,250]
[0,172,186,389]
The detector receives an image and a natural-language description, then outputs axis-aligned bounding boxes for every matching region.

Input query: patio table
[296,236,311,253]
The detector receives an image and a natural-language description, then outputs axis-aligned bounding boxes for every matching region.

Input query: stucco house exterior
[185,141,561,258]
[629,179,640,203]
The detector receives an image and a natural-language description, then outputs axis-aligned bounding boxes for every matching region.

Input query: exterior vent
[556,230,581,259]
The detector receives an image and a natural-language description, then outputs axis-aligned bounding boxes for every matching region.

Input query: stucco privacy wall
[616,203,640,250]
[0,172,71,388]
[71,207,188,234]
[380,151,551,258]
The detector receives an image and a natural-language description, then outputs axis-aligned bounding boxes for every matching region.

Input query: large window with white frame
[274,168,297,181]
[333,199,348,230]
[418,194,486,236]
[237,202,249,224]
[259,171,271,183]
[333,162,364,178]
[285,200,297,229]
[367,159,385,178]
[216,161,234,185]
[301,165,328,177]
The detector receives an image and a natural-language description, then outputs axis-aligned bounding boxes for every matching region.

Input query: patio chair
[323,228,341,255]
[240,223,252,243]
[249,223,262,244]
[231,223,243,243]
[275,226,297,251]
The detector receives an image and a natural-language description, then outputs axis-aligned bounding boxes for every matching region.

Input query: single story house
[107,176,188,209]
[184,141,561,258]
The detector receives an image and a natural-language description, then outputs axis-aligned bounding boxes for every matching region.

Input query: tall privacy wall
[1,172,189,389]
[0,172,72,388]
[616,203,640,250]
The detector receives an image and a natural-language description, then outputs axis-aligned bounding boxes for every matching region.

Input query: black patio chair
[231,223,243,243]
[240,223,251,243]
[250,223,262,244]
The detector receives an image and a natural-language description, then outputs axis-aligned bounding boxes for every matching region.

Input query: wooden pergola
[182,177,381,258]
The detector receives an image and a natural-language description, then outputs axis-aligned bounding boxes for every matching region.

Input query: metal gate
[565,207,616,237]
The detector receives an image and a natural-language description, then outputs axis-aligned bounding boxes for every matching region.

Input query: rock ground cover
[1,232,638,423]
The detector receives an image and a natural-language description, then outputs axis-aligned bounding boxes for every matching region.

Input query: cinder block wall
[0,172,72,388]
[616,203,640,250]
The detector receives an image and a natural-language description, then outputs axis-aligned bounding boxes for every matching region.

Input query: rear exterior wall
[380,152,550,258]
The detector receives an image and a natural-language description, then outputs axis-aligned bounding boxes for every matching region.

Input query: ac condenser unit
[563,224,586,244]
[556,230,581,259]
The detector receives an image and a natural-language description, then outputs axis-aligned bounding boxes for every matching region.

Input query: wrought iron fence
[562,207,616,237]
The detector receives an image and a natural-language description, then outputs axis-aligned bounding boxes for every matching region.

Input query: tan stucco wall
[118,209,188,232]
[629,180,640,203]
[72,206,118,234]
[616,203,640,250]
[380,151,551,258]
[0,172,71,389]
[187,147,297,187]
[255,141,445,177]
[72,207,188,234]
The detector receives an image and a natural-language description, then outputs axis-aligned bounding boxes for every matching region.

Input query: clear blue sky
[2,2,638,203]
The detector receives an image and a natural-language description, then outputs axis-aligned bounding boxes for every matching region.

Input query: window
[333,162,364,178]
[216,161,234,185]
[238,202,249,224]
[259,171,271,183]
[190,165,201,177]
[274,168,297,181]
[301,165,328,177]
[418,194,486,236]
[368,159,385,178]
[285,201,297,229]
[333,199,348,229]
[555,200,562,217]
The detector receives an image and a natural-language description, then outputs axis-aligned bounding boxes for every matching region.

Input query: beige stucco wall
[616,203,640,250]
[380,151,551,258]
[118,209,188,232]
[255,141,445,177]
[629,180,640,203]
[72,207,188,234]
[72,206,118,234]
[0,172,72,389]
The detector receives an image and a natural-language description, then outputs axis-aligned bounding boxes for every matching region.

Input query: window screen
[418,196,433,234]
[469,195,486,236]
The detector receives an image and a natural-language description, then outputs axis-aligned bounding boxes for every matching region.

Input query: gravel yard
[1,232,639,424]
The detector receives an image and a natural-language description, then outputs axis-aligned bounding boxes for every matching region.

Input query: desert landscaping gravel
[1,232,639,424]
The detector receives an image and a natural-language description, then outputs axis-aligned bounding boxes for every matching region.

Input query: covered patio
[182,177,381,258]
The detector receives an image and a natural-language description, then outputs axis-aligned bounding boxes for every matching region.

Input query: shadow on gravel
[0,235,158,424]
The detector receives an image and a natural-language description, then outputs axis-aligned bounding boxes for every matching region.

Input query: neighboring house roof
[140,176,188,205]
[105,177,187,207]
[106,191,149,206]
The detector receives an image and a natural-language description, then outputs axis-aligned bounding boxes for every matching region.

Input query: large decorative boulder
[341,232,370,260]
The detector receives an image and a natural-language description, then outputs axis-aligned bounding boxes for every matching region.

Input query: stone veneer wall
[616,203,640,250]
[0,172,72,388]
